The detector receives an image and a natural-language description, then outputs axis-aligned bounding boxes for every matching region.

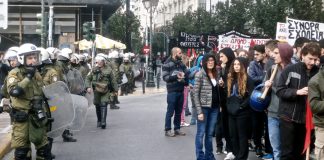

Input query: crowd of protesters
[162,38,324,160]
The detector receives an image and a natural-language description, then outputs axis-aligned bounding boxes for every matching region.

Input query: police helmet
[39,47,52,64]
[58,48,72,61]
[46,47,60,60]
[17,43,41,66]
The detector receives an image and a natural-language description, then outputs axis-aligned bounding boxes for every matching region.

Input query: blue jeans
[268,117,280,160]
[195,107,219,160]
[165,92,184,131]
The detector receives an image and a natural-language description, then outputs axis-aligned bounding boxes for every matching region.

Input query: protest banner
[287,17,324,45]
[276,22,288,42]
[178,32,201,48]
[218,36,269,50]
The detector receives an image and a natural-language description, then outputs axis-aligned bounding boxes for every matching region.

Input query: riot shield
[69,94,89,131]
[42,81,74,138]
[132,62,141,78]
[66,69,86,95]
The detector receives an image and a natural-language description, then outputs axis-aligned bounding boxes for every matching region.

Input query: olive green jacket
[41,65,59,86]
[7,67,44,111]
[85,65,118,104]
[308,67,324,128]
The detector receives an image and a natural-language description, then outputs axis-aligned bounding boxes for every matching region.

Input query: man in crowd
[309,50,324,160]
[291,37,310,64]
[277,42,320,160]
[162,47,188,137]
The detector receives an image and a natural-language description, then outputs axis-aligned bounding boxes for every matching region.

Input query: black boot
[110,103,120,109]
[62,129,77,142]
[47,137,55,159]
[115,96,120,104]
[15,147,31,160]
[100,106,107,129]
[36,144,52,160]
[95,105,101,128]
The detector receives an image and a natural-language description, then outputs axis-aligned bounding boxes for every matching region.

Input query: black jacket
[276,62,318,123]
[162,57,188,93]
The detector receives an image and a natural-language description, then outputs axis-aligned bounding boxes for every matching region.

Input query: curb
[128,88,166,96]
[0,133,12,159]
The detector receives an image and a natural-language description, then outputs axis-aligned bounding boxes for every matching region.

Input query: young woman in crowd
[193,53,224,160]
[226,57,252,160]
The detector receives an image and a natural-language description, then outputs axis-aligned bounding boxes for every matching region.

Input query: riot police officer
[53,48,77,142]
[7,43,51,160]
[39,48,59,159]
[78,53,90,80]
[55,48,71,82]
[108,50,121,108]
[39,48,59,86]
[1,47,19,99]
[119,56,134,96]
[70,53,80,70]
[85,54,118,129]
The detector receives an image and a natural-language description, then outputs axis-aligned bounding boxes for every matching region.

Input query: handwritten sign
[276,22,288,42]
[178,32,201,48]
[287,18,324,45]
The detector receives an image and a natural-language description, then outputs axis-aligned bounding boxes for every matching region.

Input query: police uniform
[7,67,51,159]
[85,63,118,129]
[78,62,90,81]
[41,65,59,86]
[54,60,69,83]
[119,61,134,95]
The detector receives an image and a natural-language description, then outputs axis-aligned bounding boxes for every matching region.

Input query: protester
[291,37,310,64]
[193,53,224,160]
[227,57,252,160]
[309,54,324,160]
[162,47,188,137]
[218,48,236,159]
[189,55,204,125]
[277,42,320,160]
[264,42,293,160]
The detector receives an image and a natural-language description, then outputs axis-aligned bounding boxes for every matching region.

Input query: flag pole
[306,147,310,160]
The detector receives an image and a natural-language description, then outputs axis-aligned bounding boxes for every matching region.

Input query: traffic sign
[142,45,150,54]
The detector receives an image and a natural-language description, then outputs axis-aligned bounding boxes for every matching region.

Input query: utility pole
[125,0,132,52]
[48,5,53,47]
[41,0,45,47]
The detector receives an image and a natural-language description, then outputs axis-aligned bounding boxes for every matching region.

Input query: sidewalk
[127,80,166,96]
[0,113,12,159]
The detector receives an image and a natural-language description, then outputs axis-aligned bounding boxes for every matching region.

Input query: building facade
[0,0,122,51]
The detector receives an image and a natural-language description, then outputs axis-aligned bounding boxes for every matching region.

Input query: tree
[171,9,196,35]
[214,0,231,32]
[193,8,215,34]
[103,9,142,53]
[252,0,289,37]
[288,0,323,21]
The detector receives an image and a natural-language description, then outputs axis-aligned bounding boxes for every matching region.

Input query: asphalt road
[51,91,262,160]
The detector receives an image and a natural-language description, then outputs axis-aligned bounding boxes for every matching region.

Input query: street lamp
[142,0,159,87]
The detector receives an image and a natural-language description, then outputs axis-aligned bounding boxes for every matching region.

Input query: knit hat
[278,43,293,66]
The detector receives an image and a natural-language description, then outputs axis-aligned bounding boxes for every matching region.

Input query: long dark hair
[227,58,247,97]
[202,53,217,78]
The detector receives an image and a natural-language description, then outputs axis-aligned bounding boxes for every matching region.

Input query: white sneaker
[224,152,235,160]
[180,122,190,127]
